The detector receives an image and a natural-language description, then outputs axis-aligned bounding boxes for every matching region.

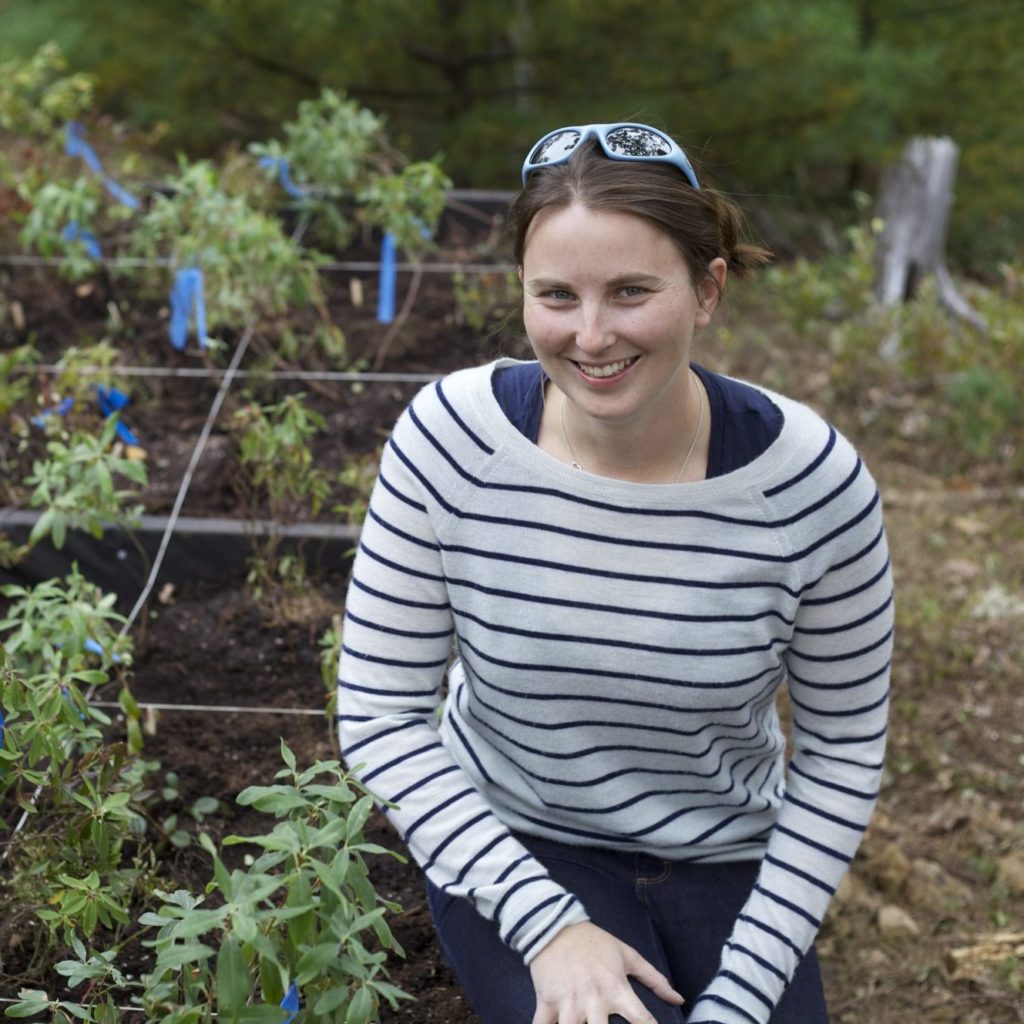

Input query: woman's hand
[529,921,685,1023]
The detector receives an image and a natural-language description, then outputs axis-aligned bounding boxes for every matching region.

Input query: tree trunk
[873,136,985,332]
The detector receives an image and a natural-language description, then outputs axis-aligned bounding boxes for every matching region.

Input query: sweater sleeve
[336,399,589,961]
[687,451,893,1024]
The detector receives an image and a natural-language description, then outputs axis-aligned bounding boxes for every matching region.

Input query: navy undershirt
[491,361,783,478]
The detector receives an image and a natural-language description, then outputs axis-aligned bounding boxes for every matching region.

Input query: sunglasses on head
[521,122,700,190]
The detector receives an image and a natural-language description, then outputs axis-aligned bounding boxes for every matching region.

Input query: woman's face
[520,202,725,429]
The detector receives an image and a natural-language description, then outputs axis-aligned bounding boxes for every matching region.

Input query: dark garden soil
[2,219,1023,1022]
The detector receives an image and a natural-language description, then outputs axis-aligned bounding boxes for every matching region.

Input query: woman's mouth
[574,356,640,379]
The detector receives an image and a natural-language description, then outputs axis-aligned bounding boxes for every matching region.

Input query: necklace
[559,369,705,482]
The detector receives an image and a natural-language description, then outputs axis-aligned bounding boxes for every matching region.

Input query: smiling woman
[337,124,894,1024]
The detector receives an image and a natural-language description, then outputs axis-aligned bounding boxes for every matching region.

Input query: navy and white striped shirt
[338,358,892,1024]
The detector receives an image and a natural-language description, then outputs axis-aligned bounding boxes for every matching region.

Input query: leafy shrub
[0,575,153,971]
[251,88,450,254]
[0,42,94,138]
[24,416,147,550]
[231,393,331,608]
[139,745,411,1023]
[126,159,325,336]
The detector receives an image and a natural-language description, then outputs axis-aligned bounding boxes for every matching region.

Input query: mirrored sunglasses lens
[530,130,582,164]
[605,126,672,158]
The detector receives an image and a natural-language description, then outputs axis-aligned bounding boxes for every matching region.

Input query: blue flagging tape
[377,232,397,324]
[83,638,123,663]
[169,268,209,350]
[95,385,141,446]
[258,155,308,199]
[31,396,74,429]
[64,121,103,175]
[61,221,102,261]
[280,982,300,1021]
[64,121,140,210]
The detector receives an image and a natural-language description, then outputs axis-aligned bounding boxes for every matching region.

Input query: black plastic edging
[0,510,358,601]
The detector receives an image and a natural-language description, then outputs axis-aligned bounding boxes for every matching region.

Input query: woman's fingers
[622,947,685,1005]
[529,921,685,1022]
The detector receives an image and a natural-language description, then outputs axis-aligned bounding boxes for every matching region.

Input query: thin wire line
[119,325,254,634]
[2,326,255,860]
[0,252,514,274]
[30,363,441,383]
[92,700,326,717]
[0,997,146,1014]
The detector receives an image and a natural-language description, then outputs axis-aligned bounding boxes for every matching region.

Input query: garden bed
[3,220,1024,1021]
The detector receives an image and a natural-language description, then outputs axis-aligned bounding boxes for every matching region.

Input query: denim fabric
[426,833,828,1024]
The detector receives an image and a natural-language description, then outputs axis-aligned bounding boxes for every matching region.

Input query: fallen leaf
[952,516,990,536]
[877,903,920,937]
[941,558,981,580]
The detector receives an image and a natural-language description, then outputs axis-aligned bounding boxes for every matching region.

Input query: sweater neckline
[467,358,815,506]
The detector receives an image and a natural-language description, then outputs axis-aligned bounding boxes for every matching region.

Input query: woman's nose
[574,306,615,354]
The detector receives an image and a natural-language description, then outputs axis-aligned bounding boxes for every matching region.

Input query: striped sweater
[338,359,893,1024]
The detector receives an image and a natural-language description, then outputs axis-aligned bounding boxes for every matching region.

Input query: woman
[338,122,893,1024]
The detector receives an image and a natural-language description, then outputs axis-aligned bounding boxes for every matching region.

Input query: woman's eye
[620,285,647,298]
[545,289,574,301]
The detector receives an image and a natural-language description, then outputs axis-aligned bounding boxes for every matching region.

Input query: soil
[2,217,1023,1022]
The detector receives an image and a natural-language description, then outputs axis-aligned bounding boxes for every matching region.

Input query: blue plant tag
[377,232,397,324]
[169,268,209,350]
[31,396,75,429]
[258,155,309,199]
[95,385,140,445]
[61,221,102,260]
[64,121,140,209]
[65,120,103,174]
[280,981,300,1022]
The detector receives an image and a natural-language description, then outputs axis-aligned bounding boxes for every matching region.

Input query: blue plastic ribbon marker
[95,385,141,446]
[63,120,140,210]
[258,155,308,200]
[377,232,397,324]
[61,221,102,261]
[31,396,75,429]
[280,982,300,1022]
[64,121,103,174]
[169,268,209,350]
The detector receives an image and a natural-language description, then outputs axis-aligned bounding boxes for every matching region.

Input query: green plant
[251,88,450,254]
[319,615,343,739]
[0,42,94,138]
[17,176,105,281]
[24,416,147,549]
[0,564,133,677]
[231,394,331,608]
[0,590,156,975]
[943,367,1024,459]
[453,268,521,335]
[158,771,221,849]
[333,450,380,529]
[50,341,127,406]
[0,342,41,419]
[138,743,412,1023]
[126,159,325,336]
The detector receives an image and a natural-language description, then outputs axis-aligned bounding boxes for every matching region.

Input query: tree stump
[873,136,985,332]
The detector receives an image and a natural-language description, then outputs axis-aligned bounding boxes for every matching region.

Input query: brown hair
[509,139,772,295]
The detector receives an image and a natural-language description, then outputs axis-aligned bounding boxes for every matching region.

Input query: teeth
[578,358,634,378]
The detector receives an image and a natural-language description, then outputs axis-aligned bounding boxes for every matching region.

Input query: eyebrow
[525,273,665,290]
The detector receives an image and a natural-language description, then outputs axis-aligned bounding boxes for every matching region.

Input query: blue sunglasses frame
[521,122,700,190]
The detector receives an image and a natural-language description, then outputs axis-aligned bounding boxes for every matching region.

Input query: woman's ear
[695,257,728,326]
[517,265,524,283]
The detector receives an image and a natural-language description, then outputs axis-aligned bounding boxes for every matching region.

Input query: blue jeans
[426,833,828,1024]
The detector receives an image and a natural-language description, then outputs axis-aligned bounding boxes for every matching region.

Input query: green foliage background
[0,0,1022,267]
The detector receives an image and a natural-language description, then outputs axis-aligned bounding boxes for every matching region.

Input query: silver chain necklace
[559,369,705,482]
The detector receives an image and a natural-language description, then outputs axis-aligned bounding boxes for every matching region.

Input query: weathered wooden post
[873,136,985,332]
